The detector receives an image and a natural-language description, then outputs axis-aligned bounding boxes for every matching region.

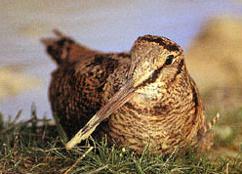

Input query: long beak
[66,79,136,150]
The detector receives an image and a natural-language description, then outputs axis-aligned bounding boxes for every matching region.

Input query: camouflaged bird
[42,30,218,154]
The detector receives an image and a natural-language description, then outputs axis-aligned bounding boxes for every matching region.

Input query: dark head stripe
[139,35,180,52]
[136,63,165,89]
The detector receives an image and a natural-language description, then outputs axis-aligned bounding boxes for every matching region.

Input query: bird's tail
[41,29,98,65]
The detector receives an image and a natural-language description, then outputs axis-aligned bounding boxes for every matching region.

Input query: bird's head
[129,35,185,90]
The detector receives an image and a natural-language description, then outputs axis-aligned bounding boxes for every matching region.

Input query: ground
[0,105,241,174]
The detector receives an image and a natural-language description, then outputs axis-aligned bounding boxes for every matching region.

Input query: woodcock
[42,30,216,154]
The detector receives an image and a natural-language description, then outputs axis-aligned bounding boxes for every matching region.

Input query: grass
[0,107,242,173]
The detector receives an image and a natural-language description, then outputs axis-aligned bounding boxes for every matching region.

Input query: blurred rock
[19,21,49,38]
[0,66,40,100]
[214,126,234,144]
[186,17,242,110]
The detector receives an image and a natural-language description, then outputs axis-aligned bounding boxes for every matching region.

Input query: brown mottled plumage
[42,30,213,154]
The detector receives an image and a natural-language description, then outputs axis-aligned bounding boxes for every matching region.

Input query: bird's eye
[165,55,175,65]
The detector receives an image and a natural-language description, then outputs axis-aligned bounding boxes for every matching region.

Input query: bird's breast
[106,78,202,154]
[107,100,197,154]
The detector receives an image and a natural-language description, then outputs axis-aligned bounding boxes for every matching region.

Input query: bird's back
[43,31,130,136]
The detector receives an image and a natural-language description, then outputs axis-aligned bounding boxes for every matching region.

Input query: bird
[42,30,218,155]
